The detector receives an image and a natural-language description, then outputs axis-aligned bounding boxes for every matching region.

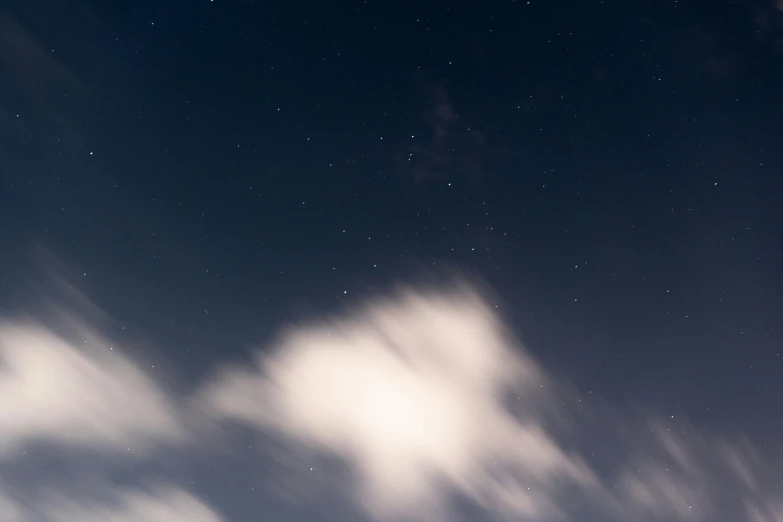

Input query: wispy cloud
[38,485,224,522]
[0,482,225,522]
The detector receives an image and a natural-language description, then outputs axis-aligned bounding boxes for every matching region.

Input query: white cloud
[0,320,183,457]
[200,288,601,521]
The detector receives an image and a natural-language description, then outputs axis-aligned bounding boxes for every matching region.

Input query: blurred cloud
[39,485,224,522]
[199,285,783,522]
[0,482,225,522]
[198,287,604,520]
[0,312,219,522]
[0,320,184,458]
[0,278,782,521]
[611,419,783,522]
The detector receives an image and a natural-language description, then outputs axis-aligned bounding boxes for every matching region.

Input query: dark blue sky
[1,1,782,521]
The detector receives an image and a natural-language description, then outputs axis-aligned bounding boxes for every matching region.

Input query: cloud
[0,481,224,522]
[198,284,783,522]
[0,320,183,458]
[1,275,783,522]
[38,485,224,522]
[610,419,783,522]
[199,287,602,521]
[618,459,705,519]
[0,317,220,521]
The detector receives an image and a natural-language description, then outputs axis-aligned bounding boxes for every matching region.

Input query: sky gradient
[1,0,782,521]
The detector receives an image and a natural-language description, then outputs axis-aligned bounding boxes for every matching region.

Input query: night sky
[1,1,783,521]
